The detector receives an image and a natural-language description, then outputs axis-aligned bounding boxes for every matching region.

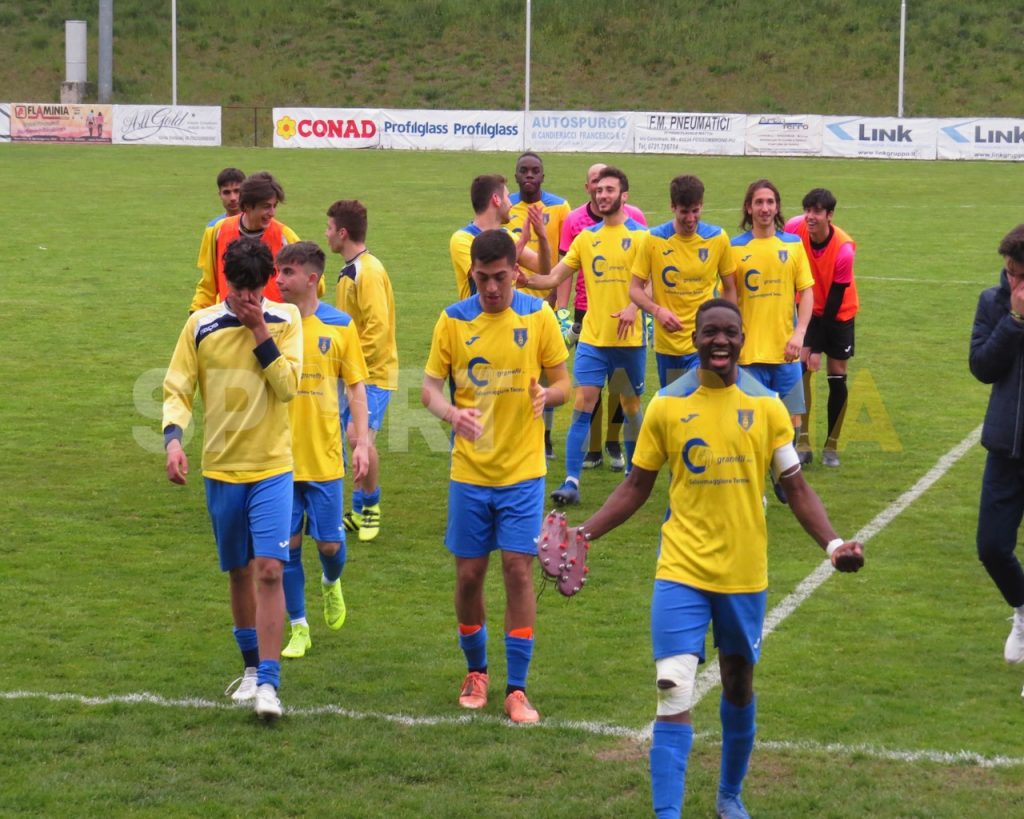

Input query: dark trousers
[977,450,1024,607]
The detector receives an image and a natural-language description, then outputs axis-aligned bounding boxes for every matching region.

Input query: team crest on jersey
[543,213,550,224]
[737,409,754,431]
[699,248,709,262]
[318,336,332,354]
[621,238,632,251]
[513,328,528,348]
[778,250,788,263]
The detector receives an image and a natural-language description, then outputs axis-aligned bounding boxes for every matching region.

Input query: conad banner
[822,116,937,160]
[634,112,745,156]
[10,102,112,143]
[936,118,1024,161]
[745,114,823,157]
[0,103,9,142]
[526,111,632,153]
[113,105,221,146]
[273,108,381,149]
[378,109,522,151]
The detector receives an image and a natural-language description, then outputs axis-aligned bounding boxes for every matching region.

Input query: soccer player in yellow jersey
[578,299,864,819]
[327,200,399,543]
[523,166,648,506]
[630,174,737,388]
[507,152,570,459]
[449,174,549,301]
[422,230,570,724]
[162,236,303,721]
[274,242,370,660]
[732,179,814,503]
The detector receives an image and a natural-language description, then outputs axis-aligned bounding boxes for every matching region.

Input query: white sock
[290,617,308,628]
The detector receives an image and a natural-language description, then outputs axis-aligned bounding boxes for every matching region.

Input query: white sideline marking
[685,425,984,716]
[4,688,1021,768]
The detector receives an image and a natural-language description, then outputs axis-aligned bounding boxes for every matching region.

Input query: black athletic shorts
[805,315,855,359]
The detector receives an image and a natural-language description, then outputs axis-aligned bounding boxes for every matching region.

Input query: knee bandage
[655,654,699,716]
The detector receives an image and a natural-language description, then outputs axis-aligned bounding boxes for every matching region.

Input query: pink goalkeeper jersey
[560,202,647,310]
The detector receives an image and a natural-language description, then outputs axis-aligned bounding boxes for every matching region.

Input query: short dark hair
[216,167,245,188]
[802,188,837,213]
[239,171,285,211]
[326,200,368,243]
[670,175,704,208]
[516,151,543,167]
[596,165,629,192]
[470,229,516,267]
[223,237,274,290]
[741,178,784,231]
[276,241,326,275]
[695,297,743,330]
[998,225,1024,263]
[470,174,507,214]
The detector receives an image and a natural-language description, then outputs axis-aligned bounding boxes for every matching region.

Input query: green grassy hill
[3,0,1023,145]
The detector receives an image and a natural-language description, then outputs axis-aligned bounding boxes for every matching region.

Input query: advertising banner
[822,116,937,160]
[379,109,522,151]
[0,103,9,142]
[634,112,745,155]
[745,114,823,156]
[10,102,112,143]
[936,118,1024,161]
[526,111,633,153]
[113,105,221,146]
[273,108,381,149]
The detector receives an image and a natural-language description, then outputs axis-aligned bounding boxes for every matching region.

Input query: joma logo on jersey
[318,336,332,354]
[737,409,754,431]
[513,328,528,348]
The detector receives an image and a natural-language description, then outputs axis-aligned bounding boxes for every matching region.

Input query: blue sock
[283,546,306,621]
[257,658,281,689]
[623,410,644,472]
[564,410,593,481]
[504,633,534,690]
[363,487,381,507]
[719,695,756,797]
[650,721,693,819]
[352,489,365,514]
[233,626,259,669]
[319,544,345,584]
[459,624,488,672]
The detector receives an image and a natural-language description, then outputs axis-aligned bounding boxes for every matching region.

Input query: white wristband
[826,538,844,558]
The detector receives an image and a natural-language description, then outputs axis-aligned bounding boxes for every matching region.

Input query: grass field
[1,144,1023,817]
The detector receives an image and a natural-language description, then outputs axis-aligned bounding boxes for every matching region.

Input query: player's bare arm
[524,259,574,292]
[421,374,483,441]
[345,380,371,482]
[780,464,865,572]
[785,287,814,361]
[630,274,683,333]
[578,467,658,541]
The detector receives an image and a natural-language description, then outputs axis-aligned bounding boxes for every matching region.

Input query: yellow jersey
[334,250,398,390]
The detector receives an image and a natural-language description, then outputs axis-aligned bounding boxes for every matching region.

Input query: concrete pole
[98,0,113,103]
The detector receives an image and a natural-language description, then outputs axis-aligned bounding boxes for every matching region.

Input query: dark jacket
[970,270,1024,457]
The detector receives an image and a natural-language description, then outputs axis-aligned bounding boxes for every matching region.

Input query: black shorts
[805,315,855,359]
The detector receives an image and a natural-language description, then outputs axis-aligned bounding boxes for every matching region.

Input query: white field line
[4,687,1022,768]
[686,425,984,715]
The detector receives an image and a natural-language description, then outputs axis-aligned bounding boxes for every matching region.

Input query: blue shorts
[342,384,393,433]
[650,579,767,665]
[291,479,345,543]
[204,472,292,572]
[573,341,646,396]
[741,362,805,415]
[445,477,544,559]
[656,352,700,389]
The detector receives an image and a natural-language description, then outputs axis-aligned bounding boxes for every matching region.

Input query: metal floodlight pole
[98,0,112,102]
[897,0,907,116]
[172,0,178,105]
[524,0,532,150]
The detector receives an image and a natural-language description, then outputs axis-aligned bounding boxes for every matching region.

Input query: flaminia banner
[10,103,113,143]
